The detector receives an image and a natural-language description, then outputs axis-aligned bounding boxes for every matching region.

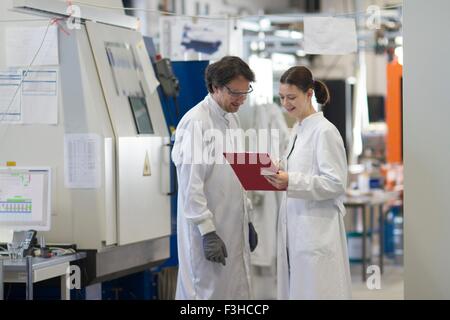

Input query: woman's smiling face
[279,83,313,121]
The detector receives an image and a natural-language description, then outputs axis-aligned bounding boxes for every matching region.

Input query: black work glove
[202,231,228,266]
[249,222,258,252]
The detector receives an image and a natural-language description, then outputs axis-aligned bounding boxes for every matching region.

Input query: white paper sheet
[304,17,357,55]
[21,69,58,124]
[64,134,102,189]
[0,71,22,123]
[6,25,59,67]
[160,16,229,61]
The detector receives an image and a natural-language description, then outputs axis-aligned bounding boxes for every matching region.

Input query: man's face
[212,75,252,113]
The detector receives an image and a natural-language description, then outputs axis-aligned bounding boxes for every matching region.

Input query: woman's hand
[264,170,289,190]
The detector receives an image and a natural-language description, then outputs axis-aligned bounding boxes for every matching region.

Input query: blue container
[369,177,382,189]
[384,206,403,258]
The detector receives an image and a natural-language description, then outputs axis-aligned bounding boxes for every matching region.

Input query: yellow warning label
[143,151,151,176]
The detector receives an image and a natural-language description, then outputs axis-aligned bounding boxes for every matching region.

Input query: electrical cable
[71,1,402,22]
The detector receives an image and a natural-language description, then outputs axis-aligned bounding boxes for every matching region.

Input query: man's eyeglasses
[224,85,253,97]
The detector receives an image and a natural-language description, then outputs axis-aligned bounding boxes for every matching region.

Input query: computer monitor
[128,96,155,134]
[0,167,51,232]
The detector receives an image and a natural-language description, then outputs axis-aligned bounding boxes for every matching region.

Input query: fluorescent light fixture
[240,21,261,32]
[290,31,303,39]
[274,30,290,38]
[347,77,357,85]
[296,49,306,57]
[274,30,303,40]
[271,52,296,71]
[259,18,271,30]
[258,41,266,50]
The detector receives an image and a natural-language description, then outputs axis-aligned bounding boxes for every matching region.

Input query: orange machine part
[386,59,403,163]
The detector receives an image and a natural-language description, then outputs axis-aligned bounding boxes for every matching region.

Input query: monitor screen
[128,96,154,134]
[0,167,51,231]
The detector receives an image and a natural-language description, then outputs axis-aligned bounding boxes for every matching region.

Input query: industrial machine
[0,0,171,287]
[142,36,209,298]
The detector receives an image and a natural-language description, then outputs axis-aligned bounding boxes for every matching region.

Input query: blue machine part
[158,60,210,130]
[171,60,209,113]
[157,60,209,270]
[384,205,403,259]
[102,270,155,300]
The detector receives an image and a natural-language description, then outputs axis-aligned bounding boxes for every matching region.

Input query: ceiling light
[259,18,271,30]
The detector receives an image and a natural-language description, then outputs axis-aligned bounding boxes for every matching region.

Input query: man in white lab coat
[172,56,257,299]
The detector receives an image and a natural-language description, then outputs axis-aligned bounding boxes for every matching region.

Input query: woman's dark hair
[205,56,255,93]
[280,66,330,105]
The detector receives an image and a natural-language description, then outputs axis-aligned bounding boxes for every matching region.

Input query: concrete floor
[351,258,404,300]
[163,252,406,300]
[251,257,404,300]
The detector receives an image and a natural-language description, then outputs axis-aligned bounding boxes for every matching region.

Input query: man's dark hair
[205,56,255,93]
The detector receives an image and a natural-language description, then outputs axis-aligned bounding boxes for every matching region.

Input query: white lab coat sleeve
[173,120,216,236]
[287,128,347,200]
[179,163,216,235]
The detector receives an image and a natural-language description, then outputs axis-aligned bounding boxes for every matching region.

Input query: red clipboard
[223,152,285,191]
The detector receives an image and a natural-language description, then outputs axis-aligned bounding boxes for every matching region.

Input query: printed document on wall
[0,71,22,123]
[304,17,357,55]
[21,69,58,124]
[6,25,59,67]
[159,16,231,61]
[64,134,102,189]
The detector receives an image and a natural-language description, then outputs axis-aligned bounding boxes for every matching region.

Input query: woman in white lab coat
[265,66,352,299]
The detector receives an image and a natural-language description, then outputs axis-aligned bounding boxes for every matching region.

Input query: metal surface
[12,0,138,30]
[96,236,169,278]
[0,259,3,300]
[25,256,33,300]
[117,137,171,245]
[2,252,86,271]
[2,253,86,300]
[86,21,171,246]
[85,21,168,137]
[344,191,400,281]
[104,138,117,246]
